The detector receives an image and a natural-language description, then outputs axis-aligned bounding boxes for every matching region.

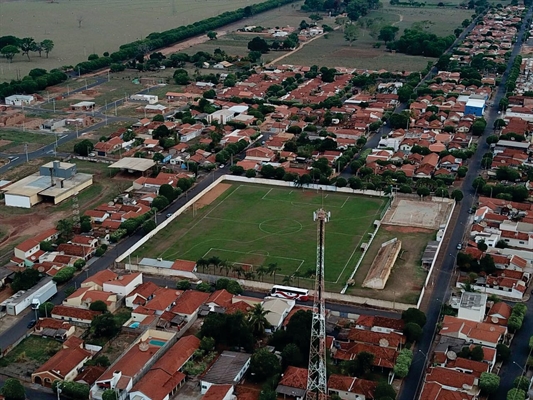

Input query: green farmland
[133,183,388,289]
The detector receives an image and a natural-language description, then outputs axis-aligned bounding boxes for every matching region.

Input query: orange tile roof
[51,306,101,321]
[278,366,308,389]
[83,269,117,287]
[441,316,506,344]
[33,346,91,378]
[127,281,159,301]
[16,229,58,252]
[207,289,233,307]
[420,382,474,400]
[347,329,405,348]
[203,385,233,400]
[171,259,196,272]
[425,367,475,390]
[145,287,182,312]
[327,375,377,398]
[35,318,72,331]
[105,272,141,287]
[171,290,210,315]
[446,357,489,377]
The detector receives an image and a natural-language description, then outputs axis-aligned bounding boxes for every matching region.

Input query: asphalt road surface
[398,6,533,400]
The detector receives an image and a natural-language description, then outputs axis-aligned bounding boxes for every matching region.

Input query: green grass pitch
[133,184,388,285]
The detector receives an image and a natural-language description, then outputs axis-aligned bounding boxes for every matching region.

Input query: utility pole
[307,209,330,400]
[24,143,29,162]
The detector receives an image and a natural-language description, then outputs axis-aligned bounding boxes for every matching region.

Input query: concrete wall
[124,263,198,280]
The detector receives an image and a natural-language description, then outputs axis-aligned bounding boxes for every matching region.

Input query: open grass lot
[347,225,431,304]
[0,130,56,153]
[0,0,271,82]
[133,183,387,289]
[275,4,471,70]
[0,336,62,367]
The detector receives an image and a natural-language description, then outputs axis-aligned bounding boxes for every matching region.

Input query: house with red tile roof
[129,335,200,400]
[63,287,119,312]
[82,269,118,291]
[32,338,92,386]
[34,318,75,340]
[171,290,210,320]
[354,315,404,334]
[275,366,308,399]
[327,374,377,400]
[203,384,234,400]
[440,315,506,347]
[125,281,160,309]
[102,272,143,296]
[144,287,182,315]
[13,228,58,261]
[424,367,476,395]
[92,330,176,400]
[51,305,102,324]
[332,341,398,369]
[420,381,474,400]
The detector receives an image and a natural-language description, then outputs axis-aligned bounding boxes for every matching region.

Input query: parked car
[166,213,173,218]
[456,243,462,250]
[27,319,36,329]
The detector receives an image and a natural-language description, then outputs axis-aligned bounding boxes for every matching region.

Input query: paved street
[399,6,533,400]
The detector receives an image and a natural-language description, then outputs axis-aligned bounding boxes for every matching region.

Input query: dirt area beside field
[195,183,232,209]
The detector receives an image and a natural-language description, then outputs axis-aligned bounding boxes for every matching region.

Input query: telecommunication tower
[306,208,330,400]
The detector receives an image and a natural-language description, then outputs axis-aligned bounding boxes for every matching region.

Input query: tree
[173,68,190,85]
[417,187,431,197]
[159,183,176,203]
[90,300,108,312]
[142,219,156,233]
[379,25,399,42]
[496,343,510,362]
[176,280,191,290]
[40,240,54,252]
[91,313,119,338]
[152,195,169,211]
[471,345,484,362]
[267,263,281,283]
[507,388,526,400]
[53,266,76,284]
[248,303,270,337]
[479,372,500,394]
[1,45,19,62]
[281,343,304,368]
[200,312,254,351]
[250,347,281,381]
[0,378,25,400]
[74,259,86,270]
[404,322,423,343]
[246,169,257,178]
[74,139,94,156]
[38,302,54,317]
[10,268,41,292]
[477,240,488,252]
[514,376,530,391]
[230,165,245,175]
[102,390,118,400]
[344,23,358,46]
[451,189,464,202]
[375,382,396,399]
[18,37,36,60]
[401,307,427,327]
[207,31,218,40]
[343,351,374,376]
[472,119,487,135]
[41,39,54,58]
[508,315,523,332]
[457,166,468,178]
[486,135,499,144]
[248,36,269,53]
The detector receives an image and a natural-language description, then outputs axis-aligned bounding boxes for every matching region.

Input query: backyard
[0,336,63,377]
[132,183,388,290]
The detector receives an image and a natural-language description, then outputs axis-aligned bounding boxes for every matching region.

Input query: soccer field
[133,184,388,286]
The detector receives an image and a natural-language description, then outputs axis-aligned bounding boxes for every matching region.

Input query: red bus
[270,285,309,301]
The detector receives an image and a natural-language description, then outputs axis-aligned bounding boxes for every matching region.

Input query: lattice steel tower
[306,208,330,400]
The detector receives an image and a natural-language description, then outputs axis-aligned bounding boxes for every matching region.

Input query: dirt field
[195,183,232,209]
[0,0,273,82]
[347,224,432,304]
[382,197,453,229]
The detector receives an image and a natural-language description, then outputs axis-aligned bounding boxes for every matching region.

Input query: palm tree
[219,260,231,276]
[247,303,270,337]
[267,263,281,284]
[256,265,268,282]
[244,271,256,281]
[232,265,244,279]
[196,258,208,273]
[208,256,221,274]
[282,274,294,286]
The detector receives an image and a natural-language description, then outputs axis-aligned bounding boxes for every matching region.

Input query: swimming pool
[149,339,166,347]
[129,322,140,328]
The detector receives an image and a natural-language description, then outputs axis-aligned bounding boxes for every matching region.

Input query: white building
[262,297,295,331]
[457,292,487,322]
[5,94,35,106]
[102,273,143,297]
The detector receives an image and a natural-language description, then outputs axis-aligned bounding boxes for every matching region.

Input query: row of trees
[0,67,67,100]
[75,0,298,76]
[386,28,456,57]
[0,35,54,62]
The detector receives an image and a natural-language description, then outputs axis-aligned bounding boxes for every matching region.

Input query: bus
[270,285,309,301]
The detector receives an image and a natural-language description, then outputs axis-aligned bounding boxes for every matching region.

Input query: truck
[0,277,57,316]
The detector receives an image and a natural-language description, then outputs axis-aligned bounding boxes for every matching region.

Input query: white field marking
[334,235,364,284]
[289,190,293,194]
[261,188,273,200]
[205,247,305,263]
[341,197,350,208]
[158,185,241,258]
